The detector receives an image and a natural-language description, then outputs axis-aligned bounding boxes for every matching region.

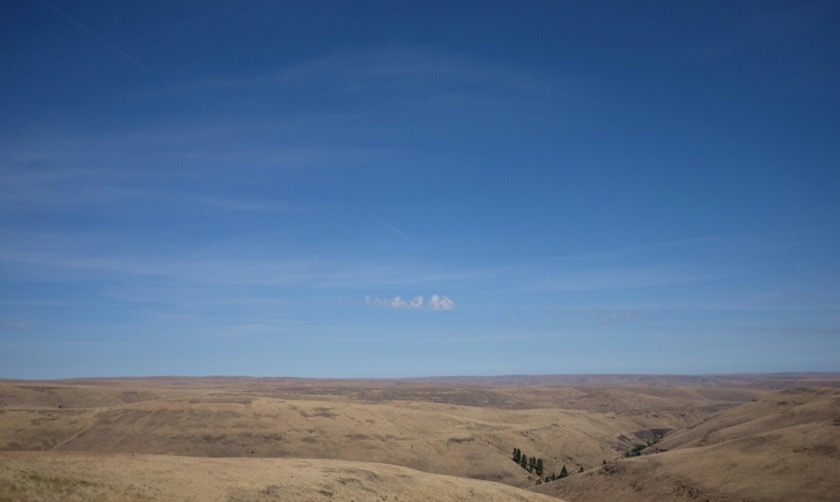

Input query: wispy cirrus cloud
[188,46,549,95]
[0,227,481,293]
[164,46,564,118]
[365,294,456,311]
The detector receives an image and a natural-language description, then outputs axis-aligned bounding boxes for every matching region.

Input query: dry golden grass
[2,375,838,501]
[0,377,742,487]
[0,451,563,502]
[533,387,840,502]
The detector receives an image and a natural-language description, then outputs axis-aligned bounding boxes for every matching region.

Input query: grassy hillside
[533,387,840,501]
[0,451,564,502]
[2,375,839,501]
[0,388,706,487]
[0,377,751,487]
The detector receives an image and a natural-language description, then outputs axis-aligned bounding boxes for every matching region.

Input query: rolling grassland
[1,374,838,501]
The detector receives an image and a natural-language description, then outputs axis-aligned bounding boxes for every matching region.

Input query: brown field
[1,374,838,501]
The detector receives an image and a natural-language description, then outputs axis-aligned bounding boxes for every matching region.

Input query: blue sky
[1,1,839,378]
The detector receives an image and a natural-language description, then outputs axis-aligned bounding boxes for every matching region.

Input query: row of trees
[542,466,569,483]
[511,447,569,483]
[512,447,544,476]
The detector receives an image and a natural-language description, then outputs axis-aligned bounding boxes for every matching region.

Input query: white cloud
[428,294,456,311]
[364,295,423,310]
[393,295,424,310]
[410,296,425,309]
[365,294,454,311]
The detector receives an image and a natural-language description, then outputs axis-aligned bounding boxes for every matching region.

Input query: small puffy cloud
[365,294,454,311]
[428,294,456,311]
[394,295,424,310]
[365,295,424,310]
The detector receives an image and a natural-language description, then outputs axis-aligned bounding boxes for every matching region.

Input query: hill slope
[0,451,565,502]
[3,376,839,500]
[533,388,840,501]
[0,379,724,487]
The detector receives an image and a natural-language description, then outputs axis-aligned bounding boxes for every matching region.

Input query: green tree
[528,456,536,473]
[519,455,528,469]
[513,448,521,463]
[535,458,544,477]
[559,465,568,478]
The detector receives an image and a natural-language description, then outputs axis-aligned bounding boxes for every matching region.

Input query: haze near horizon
[1,1,839,379]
